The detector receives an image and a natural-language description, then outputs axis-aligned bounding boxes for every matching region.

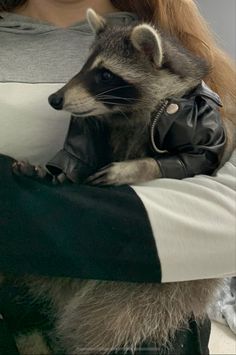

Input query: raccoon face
[48,9,165,117]
[48,8,208,117]
[63,57,141,116]
[48,62,140,117]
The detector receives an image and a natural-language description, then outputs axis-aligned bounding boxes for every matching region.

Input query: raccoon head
[48,8,209,117]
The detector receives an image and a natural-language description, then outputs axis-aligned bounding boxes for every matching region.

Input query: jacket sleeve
[46,116,111,183]
[153,92,226,179]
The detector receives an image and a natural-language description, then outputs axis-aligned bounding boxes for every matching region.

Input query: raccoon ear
[86,8,107,35]
[131,24,163,67]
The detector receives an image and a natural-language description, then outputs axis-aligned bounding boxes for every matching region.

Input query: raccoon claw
[12,161,48,179]
[85,164,113,186]
[85,159,162,186]
[85,162,132,186]
[12,160,38,177]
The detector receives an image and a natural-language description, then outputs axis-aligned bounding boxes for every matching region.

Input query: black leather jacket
[47,117,111,183]
[47,82,226,182]
[151,81,226,178]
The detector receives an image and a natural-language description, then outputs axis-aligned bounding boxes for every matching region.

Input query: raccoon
[46,11,213,186]
[8,8,223,355]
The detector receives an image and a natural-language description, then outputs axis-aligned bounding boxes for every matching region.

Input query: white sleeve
[132,150,236,282]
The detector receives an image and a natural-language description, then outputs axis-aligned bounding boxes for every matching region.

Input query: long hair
[111,0,236,122]
[1,0,235,122]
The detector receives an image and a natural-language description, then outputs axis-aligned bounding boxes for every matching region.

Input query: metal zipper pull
[150,100,169,154]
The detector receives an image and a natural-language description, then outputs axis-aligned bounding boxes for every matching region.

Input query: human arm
[133,149,236,282]
[1,149,235,283]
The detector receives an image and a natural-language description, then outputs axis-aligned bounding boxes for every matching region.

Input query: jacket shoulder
[186,81,223,107]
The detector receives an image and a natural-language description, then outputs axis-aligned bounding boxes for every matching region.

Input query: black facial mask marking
[76,50,140,109]
[85,67,140,108]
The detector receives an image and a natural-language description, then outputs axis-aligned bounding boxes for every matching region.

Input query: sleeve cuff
[46,149,95,183]
[154,156,187,179]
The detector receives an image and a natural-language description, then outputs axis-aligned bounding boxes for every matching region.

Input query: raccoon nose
[48,93,64,110]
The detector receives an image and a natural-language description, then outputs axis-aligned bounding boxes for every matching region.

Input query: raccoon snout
[48,93,64,110]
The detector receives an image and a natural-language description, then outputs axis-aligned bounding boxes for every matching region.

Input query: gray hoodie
[0,11,137,82]
[0,11,136,164]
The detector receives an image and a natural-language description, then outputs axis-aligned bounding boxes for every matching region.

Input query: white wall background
[196,0,236,59]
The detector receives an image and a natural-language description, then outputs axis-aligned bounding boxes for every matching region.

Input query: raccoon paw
[12,161,48,179]
[85,162,137,186]
[86,159,162,186]
[12,160,37,177]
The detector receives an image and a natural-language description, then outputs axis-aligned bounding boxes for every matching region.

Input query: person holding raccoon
[0,0,235,354]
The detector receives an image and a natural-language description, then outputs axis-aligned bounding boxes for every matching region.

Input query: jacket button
[166,103,179,114]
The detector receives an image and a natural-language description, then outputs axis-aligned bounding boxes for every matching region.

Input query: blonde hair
[111,0,236,123]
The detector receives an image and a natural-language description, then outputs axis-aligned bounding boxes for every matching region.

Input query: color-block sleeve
[0,151,235,283]
[0,154,161,283]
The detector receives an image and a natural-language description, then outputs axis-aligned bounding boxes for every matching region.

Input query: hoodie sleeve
[0,150,235,283]
[133,149,236,282]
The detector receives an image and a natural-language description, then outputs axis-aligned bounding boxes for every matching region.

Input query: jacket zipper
[150,100,169,154]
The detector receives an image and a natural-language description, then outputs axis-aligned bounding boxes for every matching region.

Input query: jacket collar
[150,81,222,155]
[151,81,222,125]
[183,81,223,107]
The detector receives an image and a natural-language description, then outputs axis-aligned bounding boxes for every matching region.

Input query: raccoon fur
[6,8,225,355]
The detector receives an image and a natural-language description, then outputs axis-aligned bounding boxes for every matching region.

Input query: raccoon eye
[100,70,114,82]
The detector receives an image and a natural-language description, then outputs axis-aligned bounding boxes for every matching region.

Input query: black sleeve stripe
[0,155,161,283]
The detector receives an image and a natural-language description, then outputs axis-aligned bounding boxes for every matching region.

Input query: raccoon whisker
[99,95,142,102]
[99,97,138,104]
[116,108,130,121]
[99,100,134,107]
[95,85,134,97]
[98,94,152,104]
[99,95,150,105]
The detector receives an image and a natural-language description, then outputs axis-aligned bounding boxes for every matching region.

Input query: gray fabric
[0,11,137,83]
[208,278,236,335]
